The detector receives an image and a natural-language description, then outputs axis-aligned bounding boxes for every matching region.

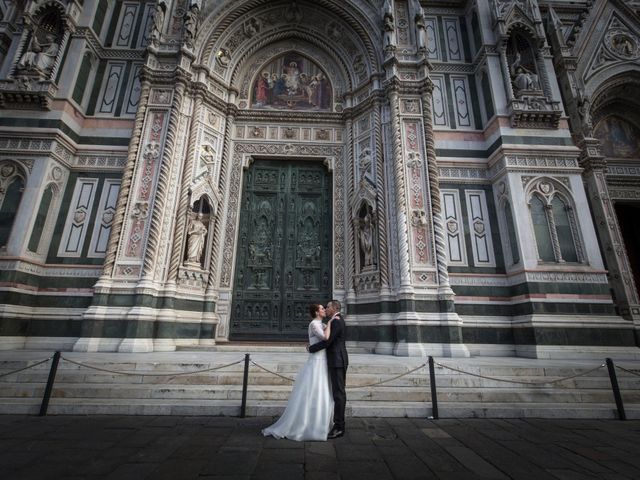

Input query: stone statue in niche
[358,148,372,182]
[359,210,375,270]
[510,52,540,96]
[415,8,427,53]
[18,32,59,74]
[186,213,207,265]
[577,93,593,137]
[150,1,166,45]
[383,0,396,53]
[183,2,200,49]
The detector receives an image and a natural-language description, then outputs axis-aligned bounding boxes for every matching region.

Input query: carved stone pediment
[492,0,544,39]
[509,95,561,129]
[0,78,57,110]
[350,179,376,219]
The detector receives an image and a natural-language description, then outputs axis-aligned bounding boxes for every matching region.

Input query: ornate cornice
[75,27,145,61]
[235,109,342,124]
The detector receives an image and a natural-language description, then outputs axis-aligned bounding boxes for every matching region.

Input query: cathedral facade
[0,0,638,358]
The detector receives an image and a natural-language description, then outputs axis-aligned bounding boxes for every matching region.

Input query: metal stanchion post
[240,353,250,418]
[428,356,438,420]
[39,351,61,417]
[605,358,626,420]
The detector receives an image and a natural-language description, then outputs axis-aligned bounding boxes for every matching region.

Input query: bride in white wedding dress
[262,304,334,441]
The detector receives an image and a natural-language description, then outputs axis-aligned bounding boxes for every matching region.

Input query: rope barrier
[0,356,53,379]
[59,355,245,377]
[434,361,607,386]
[614,365,640,377]
[249,359,429,389]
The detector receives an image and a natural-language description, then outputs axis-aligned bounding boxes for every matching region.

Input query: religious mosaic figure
[594,116,640,158]
[186,213,207,265]
[251,55,331,110]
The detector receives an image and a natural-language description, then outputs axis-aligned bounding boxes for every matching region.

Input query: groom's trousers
[330,366,347,430]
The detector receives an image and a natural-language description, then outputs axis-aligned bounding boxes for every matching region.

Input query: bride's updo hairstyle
[309,303,322,318]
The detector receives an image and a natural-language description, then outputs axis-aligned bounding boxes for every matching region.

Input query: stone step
[1,352,639,419]
[3,356,628,376]
[2,381,638,406]
[6,370,637,393]
[2,397,636,420]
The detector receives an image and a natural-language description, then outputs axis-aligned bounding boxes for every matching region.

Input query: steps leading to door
[1,351,638,418]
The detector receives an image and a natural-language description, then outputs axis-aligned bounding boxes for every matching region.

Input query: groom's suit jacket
[309,313,349,368]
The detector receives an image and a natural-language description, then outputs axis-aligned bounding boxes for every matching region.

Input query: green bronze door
[230,160,332,340]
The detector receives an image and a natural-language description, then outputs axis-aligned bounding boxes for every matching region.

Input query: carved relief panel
[231,160,332,339]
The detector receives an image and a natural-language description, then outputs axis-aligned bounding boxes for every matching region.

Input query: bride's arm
[322,318,333,340]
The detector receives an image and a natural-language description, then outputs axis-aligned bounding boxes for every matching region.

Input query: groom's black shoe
[328,428,344,439]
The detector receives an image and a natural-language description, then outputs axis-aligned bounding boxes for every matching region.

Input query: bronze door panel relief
[231,160,332,340]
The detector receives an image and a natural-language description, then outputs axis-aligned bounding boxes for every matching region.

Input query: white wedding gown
[262,319,334,441]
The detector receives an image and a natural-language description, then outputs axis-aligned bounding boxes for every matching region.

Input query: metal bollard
[39,351,61,416]
[605,358,626,421]
[240,353,250,418]
[428,356,439,420]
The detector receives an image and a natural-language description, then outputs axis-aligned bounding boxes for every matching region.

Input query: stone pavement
[1,415,640,480]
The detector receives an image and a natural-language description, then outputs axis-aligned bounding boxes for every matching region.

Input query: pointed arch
[0,161,28,249]
[524,177,584,264]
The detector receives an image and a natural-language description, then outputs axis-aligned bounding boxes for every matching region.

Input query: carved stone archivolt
[199,1,376,93]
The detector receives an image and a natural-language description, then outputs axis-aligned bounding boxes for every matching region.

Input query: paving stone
[201,450,260,475]
[546,469,601,480]
[305,471,340,480]
[443,446,510,479]
[103,462,160,480]
[148,459,208,480]
[250,462,304,480]
[257,447,305,463]
[305,441,335,457]
[335,444,385,462]
[305,453,339,473]
[382,454,434,480]
[2,416,640,480]
[336,460,394,480]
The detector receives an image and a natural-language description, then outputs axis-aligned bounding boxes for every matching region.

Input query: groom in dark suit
[308,299,348,439]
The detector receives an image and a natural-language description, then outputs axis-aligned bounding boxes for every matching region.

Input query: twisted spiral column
[421,88,451,291]
[141,80,186,278]
[373,100,389,289]
[102,80,151,278]
[167,90,204,282]
[207,110,235,291]
[346,118,356,293]
[500,45,516,102]
[389,89,412,288]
